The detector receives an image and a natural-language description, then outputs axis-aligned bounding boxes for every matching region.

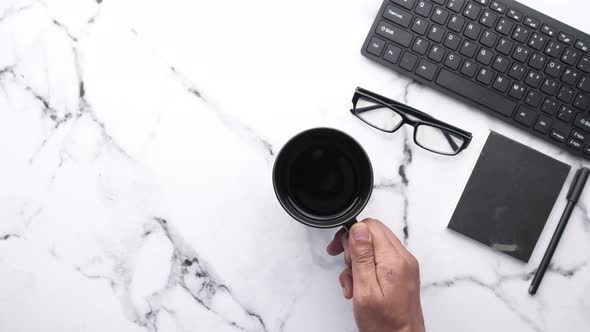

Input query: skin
[326,218,425,332]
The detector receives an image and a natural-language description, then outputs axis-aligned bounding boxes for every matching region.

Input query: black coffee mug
[273,128,373,231]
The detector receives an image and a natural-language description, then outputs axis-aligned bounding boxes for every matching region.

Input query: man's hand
[326,219,425,332]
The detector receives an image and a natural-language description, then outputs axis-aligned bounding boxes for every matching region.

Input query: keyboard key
[561,48,580,66]
[567,138,583,150]
[392,0,416,10]
[529,53,547,70]
[545,60,563,77]
[509,83,527,100]
[514,106,537,126]
[480,30,498,48]
[367,37,386,56]
[415,1,433,17]
[476,68,494,85]
[490,1,506,14]
[578,56,590,73]
[557,105,575,122]
[383,44,403,63]
[447,0,465,13]
[512,45,530,63]
[574,113,590,132]
[578,75,590,93]
[561,68,590,85]
[524,17,540,30]
[528,33,547,51]
[512,26,530,43]
[463,3,481,20]
[544,41,564,58]
[573,93,590,110]
[448,15,466,32]
[526,91,543,107]
[411,18,429,35]
[460,40,477,57]
[444,33,462,50]
[508,63,526,80]
[384,5,413,28]
[524,71,542,88]
[412,37,430,55]
[496,38,513,55]
[416,59,438,80]
[557,86,575,103]
[476,47,494,65]
[436,69,516,117]
[492,55,510,72]
[558,32,574,45]
[400,52,419,71]
[541,97,559,114]
[585,146,590,155]
[473,0,489,5]
[541,24,556,37]
[444,52,462,69]
[550,130,567,143]
[376,21,414,47]
[492,75,511,93]
[534,115,552,134]
[541,78,559,95]
[507,9,523,22]
[433,0,446,4]
[480,10,498,28]
[460,60,478,77]
[572,130,587,143]
[428,45,446,62]
[432,7,450,25]
[464,22,481,40]
[495,18,514,36]
[428,25,446,43]
[575,40,589,53]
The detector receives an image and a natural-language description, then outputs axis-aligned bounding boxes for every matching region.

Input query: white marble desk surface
[0,0,589,331]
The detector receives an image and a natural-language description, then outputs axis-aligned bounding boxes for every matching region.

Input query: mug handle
[343,218,358,233]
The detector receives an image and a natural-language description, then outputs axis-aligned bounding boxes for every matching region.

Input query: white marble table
[1,0,589,331]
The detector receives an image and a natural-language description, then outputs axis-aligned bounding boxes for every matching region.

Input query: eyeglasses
[351,87,473,156]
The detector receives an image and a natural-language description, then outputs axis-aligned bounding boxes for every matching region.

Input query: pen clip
[566,169,581,201]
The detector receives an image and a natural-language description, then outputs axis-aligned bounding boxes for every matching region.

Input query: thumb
[348,222,379,296]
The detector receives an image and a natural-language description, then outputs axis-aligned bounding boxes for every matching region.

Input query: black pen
[529,167,590,295]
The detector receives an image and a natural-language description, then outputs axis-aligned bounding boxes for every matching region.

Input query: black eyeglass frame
[351,87,473,156]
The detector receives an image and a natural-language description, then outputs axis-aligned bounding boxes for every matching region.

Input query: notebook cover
[448,131,571,262]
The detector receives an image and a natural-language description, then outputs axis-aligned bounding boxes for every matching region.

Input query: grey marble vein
[129,29,275,159]
[0,2,35,23]
[49,16,133,159]
[397,80,417,244]
[373,179,402,193]
[154,217,268,332]
[0,234,20,240]
[423,274,544,332]
[424,263,587,332]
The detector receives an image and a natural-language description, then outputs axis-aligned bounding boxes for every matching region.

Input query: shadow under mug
[273,128,374,231]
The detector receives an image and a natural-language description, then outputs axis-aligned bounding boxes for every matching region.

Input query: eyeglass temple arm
[354,105,461,152]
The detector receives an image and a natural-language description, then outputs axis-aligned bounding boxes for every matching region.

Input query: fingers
[362,219,401,259]
[343,234,351,267]
[326,228,346,256]
[370,219,416,264]
[348,222,381,297]
[339,267,353,300]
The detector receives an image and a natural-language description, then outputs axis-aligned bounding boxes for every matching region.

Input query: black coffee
[288,145,360,218]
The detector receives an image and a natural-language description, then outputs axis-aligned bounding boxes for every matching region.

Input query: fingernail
[342,286,347,298]
[352,227,369,242]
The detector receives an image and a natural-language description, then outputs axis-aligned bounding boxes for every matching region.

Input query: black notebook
[448,132,571,262]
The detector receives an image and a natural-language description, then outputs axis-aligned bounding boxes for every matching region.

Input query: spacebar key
[435,69,517,117]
